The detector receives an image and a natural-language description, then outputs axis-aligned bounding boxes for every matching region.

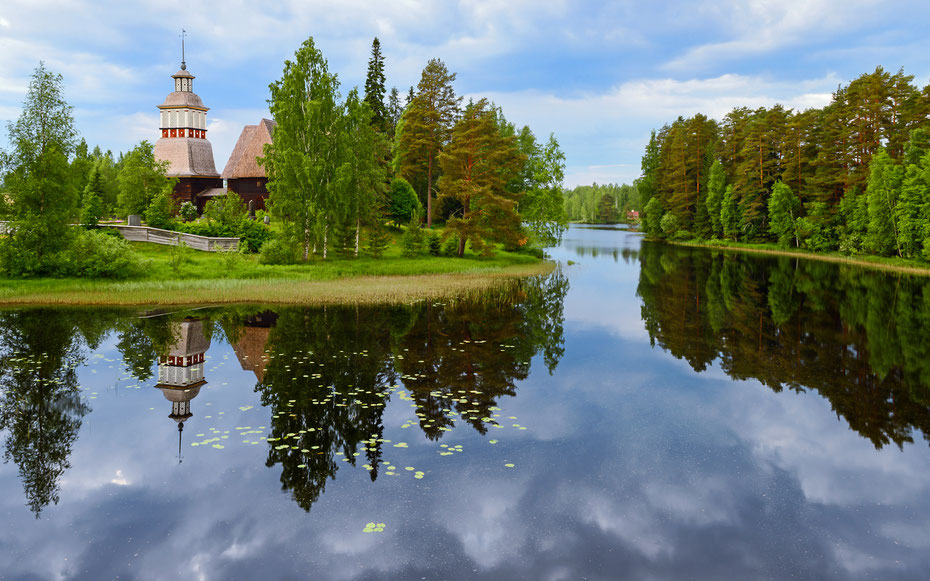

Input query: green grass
[672,238,930,277]
[0,228,550,306]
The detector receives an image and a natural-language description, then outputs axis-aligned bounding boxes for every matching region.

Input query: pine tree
[363,37,387,131]
[437,99,525,256]
[395,59,460,228]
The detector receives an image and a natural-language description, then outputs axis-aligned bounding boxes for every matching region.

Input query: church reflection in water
[153,318,210,460]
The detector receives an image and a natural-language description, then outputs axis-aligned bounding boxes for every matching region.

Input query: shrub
[259,236,299,265]
[178,201,198,222]
[145,190,177,230]
[660,212,680,238]
[204,190,247,230]
[236,219,274,253]
[61,230,146,278]
[388,178,422,226]
[169,238,192,274]
[441,236,459,257]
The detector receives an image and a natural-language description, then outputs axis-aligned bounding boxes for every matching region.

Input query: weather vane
[180,29,187,70]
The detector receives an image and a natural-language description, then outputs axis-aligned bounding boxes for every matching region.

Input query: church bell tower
[153,31,222,209]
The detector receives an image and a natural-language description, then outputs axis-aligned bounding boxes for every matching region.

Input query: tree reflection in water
[636,241,930,450]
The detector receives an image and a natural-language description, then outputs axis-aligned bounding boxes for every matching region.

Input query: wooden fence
[103,224,239,252]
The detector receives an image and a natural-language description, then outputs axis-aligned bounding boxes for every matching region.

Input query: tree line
[637,66,930,259]
[262,36,569,261]
[562,182,640,223]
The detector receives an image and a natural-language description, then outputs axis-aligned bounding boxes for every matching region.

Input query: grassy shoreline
[669,239,930,277]
[0,260,553,307]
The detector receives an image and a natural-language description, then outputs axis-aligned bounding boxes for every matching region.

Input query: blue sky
[1,0,929,187]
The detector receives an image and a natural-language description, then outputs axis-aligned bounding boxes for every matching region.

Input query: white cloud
[664,0,885,71]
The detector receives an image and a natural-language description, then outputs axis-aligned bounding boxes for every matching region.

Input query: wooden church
[154,43,273,212]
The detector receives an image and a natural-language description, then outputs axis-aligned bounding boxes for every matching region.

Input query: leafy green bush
[388,178,422,226]
[236,220,274,252]
[204,190,247,230]
[145,190,177,230]
[259,236,299,265]
[61,230,146,278]
[178,201,198,222]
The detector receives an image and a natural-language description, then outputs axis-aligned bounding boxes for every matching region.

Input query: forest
[562,182,640,223]
[638,66,930,260]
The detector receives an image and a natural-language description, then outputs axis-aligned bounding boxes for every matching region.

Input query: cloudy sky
[2,0,929,187]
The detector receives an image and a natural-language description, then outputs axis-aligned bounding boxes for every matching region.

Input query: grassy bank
[0,238,552,306]
[670,239,930,277]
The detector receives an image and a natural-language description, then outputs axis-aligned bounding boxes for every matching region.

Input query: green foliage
[395,58,461,228]
[265,37,384,260]
[178,201,198,222]
[366,219,390,258]
[0,63,78,277]
[81,191,103,228]
[660,212,681,238]
[169,239,192,274]
[144,187,178,230]
[60,230,146,278]
[767,181,800,248]
[117,141,171,217]
[640,66,930,258]
[705,160,726,237]
[259,235,300,265]
[203,189,247,229]
[720,185,740,240]
[437,99,526,257]
[388,177,422,226]
[865,149,904,256]
[363,37,387,130]
[400,221,427,257]
[643,197,664,238]
[427,231,442,256]
[517,130,568,246]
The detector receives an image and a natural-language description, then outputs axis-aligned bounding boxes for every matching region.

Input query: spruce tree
[363,37,387,130]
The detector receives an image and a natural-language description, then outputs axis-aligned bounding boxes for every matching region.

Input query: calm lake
[2,225,929,580]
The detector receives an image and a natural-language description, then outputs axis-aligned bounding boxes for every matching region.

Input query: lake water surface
[2,225,929,580]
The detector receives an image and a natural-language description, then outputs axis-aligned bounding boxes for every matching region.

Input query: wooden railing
[103,224,239,252]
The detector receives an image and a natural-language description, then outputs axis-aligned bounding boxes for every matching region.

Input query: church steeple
[153,33,219,179]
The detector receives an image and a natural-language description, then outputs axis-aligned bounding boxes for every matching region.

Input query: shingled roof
[154,137,219,177]
[222,118,275,179]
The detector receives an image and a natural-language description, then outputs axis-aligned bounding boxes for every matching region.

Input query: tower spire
[180,29,187,70]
